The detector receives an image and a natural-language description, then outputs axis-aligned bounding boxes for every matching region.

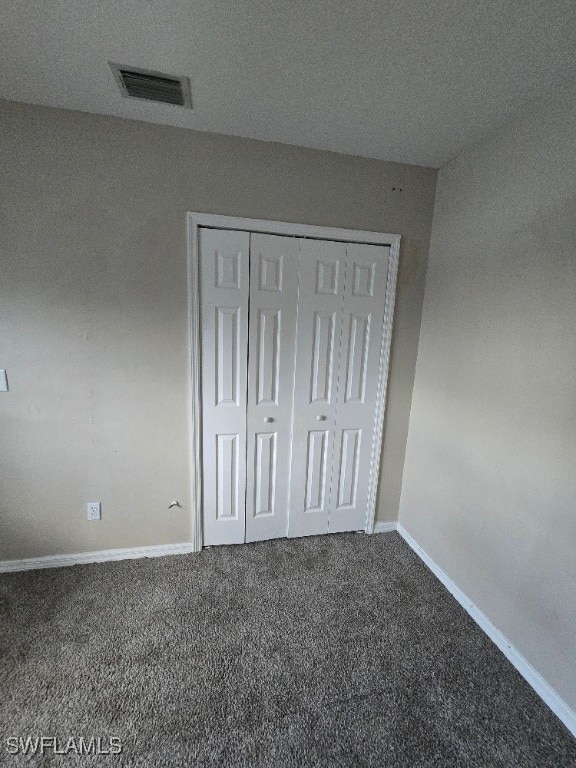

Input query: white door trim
[364,239,400,533]
[187,212,401,551]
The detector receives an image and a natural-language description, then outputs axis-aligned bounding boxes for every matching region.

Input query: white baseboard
[2,524,575,737]
[0,542,196,573]
[373,521,398,534]
[397,523,576,738]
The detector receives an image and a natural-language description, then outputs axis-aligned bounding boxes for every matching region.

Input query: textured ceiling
[1,0,575,167]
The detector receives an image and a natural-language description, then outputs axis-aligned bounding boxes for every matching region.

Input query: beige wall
[399,80,576,709]
[0,99,436,559]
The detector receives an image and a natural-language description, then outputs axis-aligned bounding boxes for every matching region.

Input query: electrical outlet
[87,502,101,521]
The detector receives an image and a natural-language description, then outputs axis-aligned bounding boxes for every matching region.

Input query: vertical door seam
[243,232,252,542]
[324,243,351,531]
[285,240,303,537]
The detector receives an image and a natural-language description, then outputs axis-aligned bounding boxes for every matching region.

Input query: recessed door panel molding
[304,429,329,513]
[352,261,376,298]
[259,252,283,292]
[310,311,336,404]
[288,238,347,538]
[190,212,400,552]
[216,306,241,406]
[216,434,240,519]
[256,308,281,406]
[316,259,340,295]
[336,428,361,509]
[344,313,370,404]
[245,233,300,543]
[254,432,277,517]
[199,227,250,545]
[216,250,242,290]
[328,242,391,534]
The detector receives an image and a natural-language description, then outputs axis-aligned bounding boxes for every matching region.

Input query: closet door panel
[245,234,300,542]
[288,239,347,538]
[328,243,390,533]
[200,228,250,545]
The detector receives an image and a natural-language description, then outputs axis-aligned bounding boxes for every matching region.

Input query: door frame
[187,212,401,552]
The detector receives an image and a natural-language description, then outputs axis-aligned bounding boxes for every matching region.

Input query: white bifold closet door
[245,234,299,543]
[287,239,346,537]
[199,226,390,546]
[328,242,389,532]
[288,239,389,537]
[199,229,299,546]
[199,228,250,546]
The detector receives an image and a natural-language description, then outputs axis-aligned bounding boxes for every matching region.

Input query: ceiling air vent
[109,63,192,108]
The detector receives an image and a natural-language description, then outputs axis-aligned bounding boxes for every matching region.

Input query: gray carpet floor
[1,532,575,767]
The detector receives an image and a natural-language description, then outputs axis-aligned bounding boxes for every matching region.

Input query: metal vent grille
[109,63,192,108]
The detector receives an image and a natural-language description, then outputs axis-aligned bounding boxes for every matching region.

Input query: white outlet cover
[0,370,8,392]
[87,502,101,520]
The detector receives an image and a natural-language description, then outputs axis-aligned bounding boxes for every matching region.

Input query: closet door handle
[316,415,327,421]
[263,417,274,423]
